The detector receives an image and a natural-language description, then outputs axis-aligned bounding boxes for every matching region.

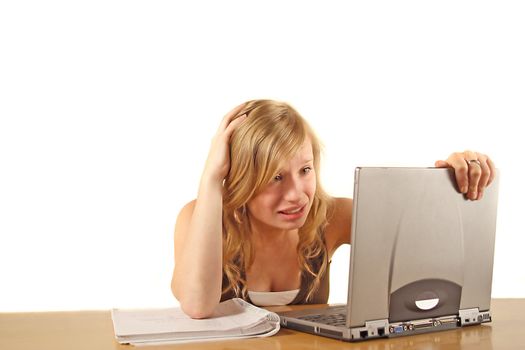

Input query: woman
[171,100,496,319]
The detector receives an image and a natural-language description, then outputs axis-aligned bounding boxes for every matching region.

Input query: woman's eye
[303,166,312,174]
[274,174,283,182]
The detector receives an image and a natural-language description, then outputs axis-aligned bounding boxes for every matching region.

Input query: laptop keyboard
[298,307,347,327]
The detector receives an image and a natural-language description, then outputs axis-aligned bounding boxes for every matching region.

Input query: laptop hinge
[459,308,492,326]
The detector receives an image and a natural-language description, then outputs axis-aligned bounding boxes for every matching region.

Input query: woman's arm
[324,197,353,258]
[171,104,247,319]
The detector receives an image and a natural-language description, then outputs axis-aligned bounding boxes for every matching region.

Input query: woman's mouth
[278,205,306,220]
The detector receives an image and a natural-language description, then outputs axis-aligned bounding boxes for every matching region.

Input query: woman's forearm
[172,177,224,318]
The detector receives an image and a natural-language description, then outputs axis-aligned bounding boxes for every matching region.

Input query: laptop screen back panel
[347,167,499,328]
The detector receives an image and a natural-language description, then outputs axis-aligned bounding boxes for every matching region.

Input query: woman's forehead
[277,140,314,168]
[297,138,313,157]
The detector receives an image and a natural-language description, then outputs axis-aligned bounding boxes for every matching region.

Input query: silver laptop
[278,167,499,341]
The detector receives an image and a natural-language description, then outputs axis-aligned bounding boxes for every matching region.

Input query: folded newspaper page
[111,298,280,345]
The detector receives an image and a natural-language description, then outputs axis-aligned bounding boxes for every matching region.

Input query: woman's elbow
[174,298,219,319]
[179,299,217,319]
[171,277,220,318]
[172,289,215,319]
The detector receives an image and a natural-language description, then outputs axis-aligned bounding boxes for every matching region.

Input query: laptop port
[391,325,404,334]
[377,327,385,336]
[360,330,368,338]
[319,328,342,337]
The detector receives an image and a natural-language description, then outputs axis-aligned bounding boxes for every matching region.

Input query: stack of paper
[111,298,280,345]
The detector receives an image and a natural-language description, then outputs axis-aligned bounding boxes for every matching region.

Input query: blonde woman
[171,100,496,319]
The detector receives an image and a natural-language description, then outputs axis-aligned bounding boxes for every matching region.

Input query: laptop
[277,167,499,341]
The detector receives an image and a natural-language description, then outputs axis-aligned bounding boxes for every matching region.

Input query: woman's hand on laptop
[435,151,496,201]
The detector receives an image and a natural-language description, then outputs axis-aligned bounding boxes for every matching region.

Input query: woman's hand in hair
[435,150,496,201]
[202,103,247,183]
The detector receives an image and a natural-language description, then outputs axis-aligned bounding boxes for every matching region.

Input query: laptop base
[279,307,491,342]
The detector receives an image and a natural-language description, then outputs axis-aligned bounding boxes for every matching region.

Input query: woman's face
[247,139,317,233]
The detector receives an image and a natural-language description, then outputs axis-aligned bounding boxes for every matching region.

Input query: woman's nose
[283,177,302,202]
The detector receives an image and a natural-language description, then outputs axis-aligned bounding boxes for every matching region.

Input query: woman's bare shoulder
[325,197,353,256]
[179,199,196,216]
[175,199,196,226]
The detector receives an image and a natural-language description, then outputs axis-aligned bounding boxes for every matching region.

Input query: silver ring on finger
[466,159,481,166]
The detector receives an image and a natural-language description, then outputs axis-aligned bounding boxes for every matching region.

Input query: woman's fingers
[436,151,495,201]
[448,152,470,194]
[476,154,491,200]
[434,160,449,168]
[486,157,497,187]
[466,158,482,200]
[218,103,247,133]
[224,114,247,138]
[203,104,249,183]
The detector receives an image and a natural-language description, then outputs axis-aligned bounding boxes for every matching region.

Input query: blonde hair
[221,99,333,302]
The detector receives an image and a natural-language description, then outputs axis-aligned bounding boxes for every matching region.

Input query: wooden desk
[1,299,523,350]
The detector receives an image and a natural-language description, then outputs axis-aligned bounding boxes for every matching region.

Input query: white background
[1,1,523,311]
